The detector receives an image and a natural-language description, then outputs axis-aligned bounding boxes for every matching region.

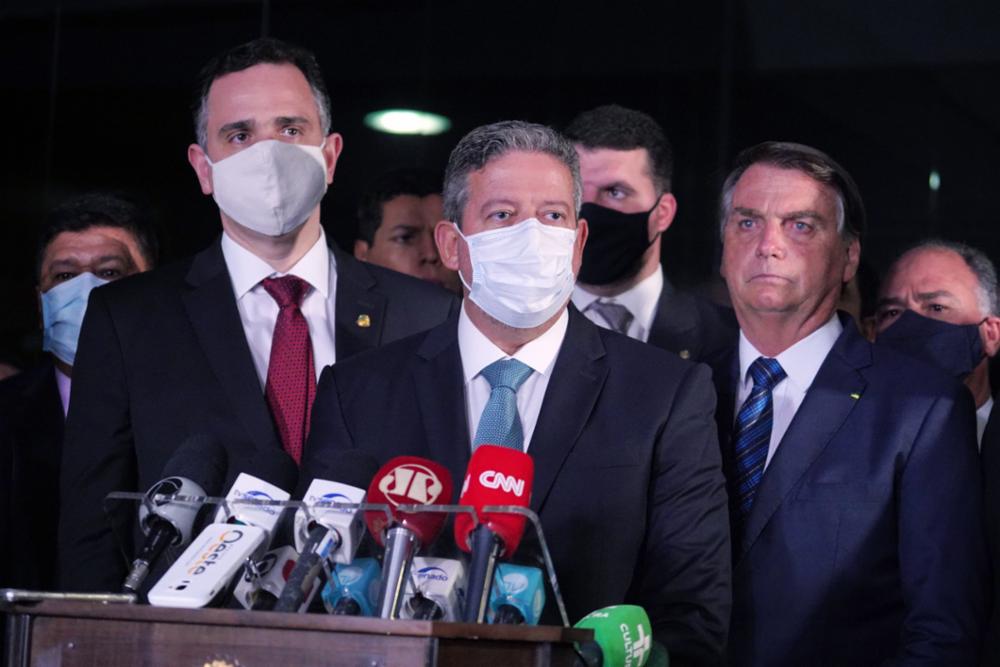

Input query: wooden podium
[3,600,589,666]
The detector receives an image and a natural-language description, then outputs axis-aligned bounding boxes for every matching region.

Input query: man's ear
[322,133,344,185]
[650,192,678,237]
[980,315,1000,357]
[187,143,214,195]
[434,220,461,271]
[842,237,861,283]
[353,239,370,262]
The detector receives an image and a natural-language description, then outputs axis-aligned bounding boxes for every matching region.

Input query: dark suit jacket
[709,318,988,666]
[58,239,457,592]
[981,403,1000,665]
[647,281,738,363]
[302,308,732,666]
[0,359,64,590]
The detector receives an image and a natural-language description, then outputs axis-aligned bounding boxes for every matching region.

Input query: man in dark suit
[58,38,456,592]
[565,104,735,362]
[710,141,987,664]
[0,193,156,591]
[303,120,731,665]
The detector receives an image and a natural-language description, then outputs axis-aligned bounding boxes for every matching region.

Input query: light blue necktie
[473,359,534,451]
[731,357,786,520]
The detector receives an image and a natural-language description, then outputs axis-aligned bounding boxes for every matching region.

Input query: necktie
[262,275,315,464]
[473,359,534,451]
[731,357,786,520]
[588,300,634,335]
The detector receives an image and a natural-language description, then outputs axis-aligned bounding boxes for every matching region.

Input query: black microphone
[123,436,227,594]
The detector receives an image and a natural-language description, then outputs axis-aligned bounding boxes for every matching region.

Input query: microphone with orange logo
[454,445,534,622]
[364,456,453,619]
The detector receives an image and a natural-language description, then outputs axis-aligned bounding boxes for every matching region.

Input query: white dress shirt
[458,303,568,452]
[55,365,71,417]
[736,314,843,470]
[977,397,993,450]
[221,228,337,388]
[572,266,663,342]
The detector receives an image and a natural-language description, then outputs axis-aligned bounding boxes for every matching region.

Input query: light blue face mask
[41,272,109,366]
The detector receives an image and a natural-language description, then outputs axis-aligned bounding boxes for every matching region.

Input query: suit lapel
[739,321,871,559]
[333,247,387,361]
[647,279,698,353]
[412,316,471,496]
[710,347,740,480]
[181,240,279,452]
[529,309,609,514]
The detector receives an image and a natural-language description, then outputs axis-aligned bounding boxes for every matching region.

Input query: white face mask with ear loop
[455,217,578,329]
[206,139,328,237]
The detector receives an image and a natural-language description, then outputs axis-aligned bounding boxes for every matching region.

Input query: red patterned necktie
[261,275,316,464]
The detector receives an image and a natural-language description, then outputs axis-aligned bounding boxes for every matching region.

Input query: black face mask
[577,200,658,286]
[876,309,985,379]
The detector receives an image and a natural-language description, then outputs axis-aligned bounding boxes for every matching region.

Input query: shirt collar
[977,396,993,445]
[221,227,333,299]
[458,302,568,383]
[738,313,843,392]
[572,265,663,332]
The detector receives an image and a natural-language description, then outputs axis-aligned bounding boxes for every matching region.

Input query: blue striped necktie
[732,357,786,520]
[473,359,534,451]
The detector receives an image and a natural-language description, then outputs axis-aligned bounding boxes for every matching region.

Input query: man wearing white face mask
[0,192,155,592]
[302,121,731,666]
[58,38,457,592]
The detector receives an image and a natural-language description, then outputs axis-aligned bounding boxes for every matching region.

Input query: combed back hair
[442,120,582,226]
[37,192,159,280]
[564,104,674,193]
[193,37,331,148]
[901,239,1000,316]
[718,141,866,242]
[356,167,442,245]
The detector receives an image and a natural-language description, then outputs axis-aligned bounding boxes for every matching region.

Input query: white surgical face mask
[456,217,577,329]
[207,139,328,237]
[41,272,109,367]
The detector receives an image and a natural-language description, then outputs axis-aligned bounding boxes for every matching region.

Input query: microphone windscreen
[454,445,534,556]
[364,456,453,547]
[574,604,653,667]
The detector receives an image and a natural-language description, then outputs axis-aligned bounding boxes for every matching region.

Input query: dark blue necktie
[732,357,786,519]
[473,359,534,451]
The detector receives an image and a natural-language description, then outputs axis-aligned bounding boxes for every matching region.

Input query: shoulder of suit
[89,254,196,306]
[593,317,705,376]
[349,256,457,306]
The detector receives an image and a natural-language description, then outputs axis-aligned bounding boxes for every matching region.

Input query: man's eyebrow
[274,115,311,126]
[876,295,906,309]
[781,209,826,222]
[732,206,763,218]
[218,119,253,136]
[540,199,572,209]
[479,198,517,212]
[914,290,957,302]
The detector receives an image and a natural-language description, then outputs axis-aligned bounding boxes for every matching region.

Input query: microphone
[574,605,654,667]
[487,563,546,625]
[273,479,368,612]
[321,557,381,616]
[399,557,467,622]
[453,445,534,623]
[364,456,453,619]
[232,545,299,610]
[123,436,228,594]
[147,471,292,608]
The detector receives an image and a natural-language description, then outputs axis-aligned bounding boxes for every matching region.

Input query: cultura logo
[478,470,525,496]
[619,622,651,667]
[416,566,449,582]
[378,464,444,506]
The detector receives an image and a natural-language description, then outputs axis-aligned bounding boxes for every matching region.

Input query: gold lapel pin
[850,392,861,400]
[678,349,691,360]
[356,314,371,328]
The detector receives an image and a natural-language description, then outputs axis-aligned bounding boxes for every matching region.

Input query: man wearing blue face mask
[565,105,736,362]
[0,192,156,592]
[302,121,731,665]
[876,239,1000,664]
[58,38,457,593]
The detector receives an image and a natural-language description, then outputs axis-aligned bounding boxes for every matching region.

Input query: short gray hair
[442,120,582,225]
[718,141,865,242]
[902,239,1000,316]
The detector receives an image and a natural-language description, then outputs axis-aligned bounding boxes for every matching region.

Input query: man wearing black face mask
[876,239,1000,664]
[565,105,735,361]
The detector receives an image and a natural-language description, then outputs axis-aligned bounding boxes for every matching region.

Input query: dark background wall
[3,0,999,365]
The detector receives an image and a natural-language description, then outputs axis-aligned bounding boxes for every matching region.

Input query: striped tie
[473,359,534,451]
[731,357,786,520]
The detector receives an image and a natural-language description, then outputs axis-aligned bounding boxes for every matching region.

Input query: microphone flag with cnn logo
[455,445,534,557]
